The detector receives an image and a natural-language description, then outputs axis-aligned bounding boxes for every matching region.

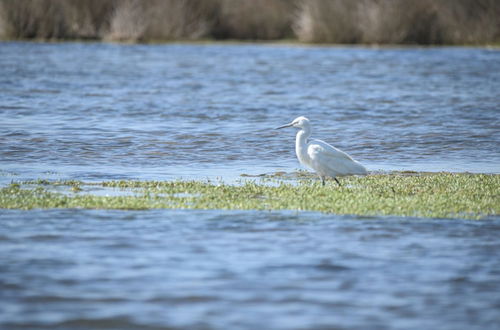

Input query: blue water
[0,42,499,185]
[1,210,499,330]
[1,42,499,329]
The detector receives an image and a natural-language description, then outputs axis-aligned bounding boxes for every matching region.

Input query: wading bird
[276,116,367,186]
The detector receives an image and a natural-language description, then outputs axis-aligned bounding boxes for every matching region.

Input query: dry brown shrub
[0,0,499,43]
[294,0,500,44]
[63,0,116,39]
[144,0,219,40]
[0,0,115,39]
[293,0,361,43]
[105,0,146,41]
[105,0,219,42]
[214,0,296,40]
[357,0,443,44]
[436,0,500,44]
[0,0,67,39]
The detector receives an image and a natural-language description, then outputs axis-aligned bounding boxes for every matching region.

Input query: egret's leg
[321,176,325,186]
[334,178,342,187]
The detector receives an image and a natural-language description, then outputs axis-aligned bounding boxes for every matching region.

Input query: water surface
[1,43,499,329]
[1,42,499,184]
[1,210,499,329]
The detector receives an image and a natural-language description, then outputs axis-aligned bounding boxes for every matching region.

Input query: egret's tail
[352,160,368,175]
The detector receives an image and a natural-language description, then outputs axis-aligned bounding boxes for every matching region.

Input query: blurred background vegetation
[0,0,499,44]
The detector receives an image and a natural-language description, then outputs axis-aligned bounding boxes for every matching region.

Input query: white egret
[276,116,367,186]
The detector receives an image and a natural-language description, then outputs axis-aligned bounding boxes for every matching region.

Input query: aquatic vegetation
[1,173,498,219]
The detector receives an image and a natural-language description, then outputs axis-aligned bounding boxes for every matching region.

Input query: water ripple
[1,210,499,329]
[1,43,499,183]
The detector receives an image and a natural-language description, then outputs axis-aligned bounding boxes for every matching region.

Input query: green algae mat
[1,173,498,219]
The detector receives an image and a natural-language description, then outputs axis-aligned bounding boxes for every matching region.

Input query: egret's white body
[277,116,367,185]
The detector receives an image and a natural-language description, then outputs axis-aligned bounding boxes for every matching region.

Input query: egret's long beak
[275,123,293,130]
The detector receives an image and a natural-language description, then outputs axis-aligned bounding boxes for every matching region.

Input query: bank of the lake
[2,172,498,219]
[2,0,500,45]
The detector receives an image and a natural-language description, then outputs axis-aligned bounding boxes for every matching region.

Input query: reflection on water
[1,43,499,185]
[1,210,499,329]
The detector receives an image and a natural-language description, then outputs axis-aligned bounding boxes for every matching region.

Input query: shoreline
[1,39,500,49]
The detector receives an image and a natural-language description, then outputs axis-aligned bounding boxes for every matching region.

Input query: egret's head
[276,116,310,130]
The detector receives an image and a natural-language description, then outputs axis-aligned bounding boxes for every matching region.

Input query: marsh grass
[212,0,296,40]
[294,0,500,44]
[1,173,498,219]
[105,0,220,42]
[1,0,499,44]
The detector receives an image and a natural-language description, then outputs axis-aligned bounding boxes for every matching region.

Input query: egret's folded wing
[308,139,354,161]
[308,140,367,176]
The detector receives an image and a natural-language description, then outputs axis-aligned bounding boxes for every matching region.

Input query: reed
[105,0,219,41]
[293,0,361,43]
[437,0,500,44]
[212,0,296,40]
[0,0,115,39]
[294,0,500,44]
[0,0,499,44]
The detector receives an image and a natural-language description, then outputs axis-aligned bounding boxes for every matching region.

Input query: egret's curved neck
[295,126,311,166]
